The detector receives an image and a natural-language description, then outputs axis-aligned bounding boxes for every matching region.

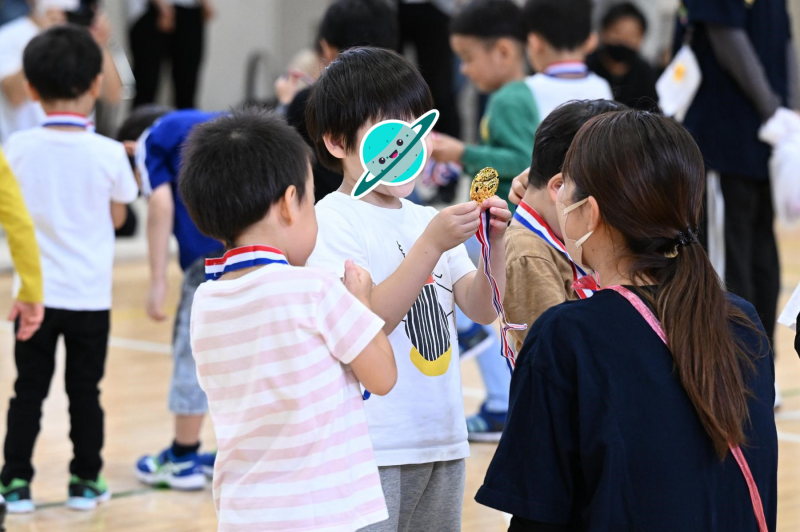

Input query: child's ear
[25,81,41,103]
[526,33,543,55]
[319,39,338,66]
[547,172,563,203]
[279,185,299,225]
[496,37,513,59]
[582,32,599,55]
[90,73,104,99]
[323,134,347,160]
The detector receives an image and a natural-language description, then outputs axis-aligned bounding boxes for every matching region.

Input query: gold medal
[470,167,499,204]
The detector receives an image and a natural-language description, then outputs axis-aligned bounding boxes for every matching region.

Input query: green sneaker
[0,478,34,514]
[67,475,110,511]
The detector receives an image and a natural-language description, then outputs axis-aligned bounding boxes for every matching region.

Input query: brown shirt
[504,222,580,352]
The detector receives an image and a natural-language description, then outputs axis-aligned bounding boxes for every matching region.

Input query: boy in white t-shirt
[0,25,138,513]
[522,0,613,120]
[306,47,512,532]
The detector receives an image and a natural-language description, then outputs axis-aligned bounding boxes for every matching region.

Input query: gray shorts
[358,459,466,532]
[168,254,210,415]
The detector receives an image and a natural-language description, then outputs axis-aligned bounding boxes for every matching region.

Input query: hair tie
[676,226,700,248]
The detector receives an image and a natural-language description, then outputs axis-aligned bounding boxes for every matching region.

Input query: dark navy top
[476,289,777,531]
[681,0,791,180]
[143,109,224,270]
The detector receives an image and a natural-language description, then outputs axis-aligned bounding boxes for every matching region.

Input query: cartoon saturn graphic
[351,109,439,199]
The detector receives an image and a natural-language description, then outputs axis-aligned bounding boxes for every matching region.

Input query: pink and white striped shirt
[190,262,388,532]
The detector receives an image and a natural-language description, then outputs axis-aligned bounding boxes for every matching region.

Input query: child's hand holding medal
[471,167,512,244]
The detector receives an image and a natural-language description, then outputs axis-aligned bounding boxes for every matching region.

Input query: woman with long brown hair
[476,110,777,531]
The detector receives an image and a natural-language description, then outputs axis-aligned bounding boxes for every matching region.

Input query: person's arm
[453,197,513,325]
[0,70,27,108]
[111,202,128,229]
[340,261,396,395]
[706,25,782,122]
[0,150,44,340]
[146,184,174,321]
[508,167,530,206]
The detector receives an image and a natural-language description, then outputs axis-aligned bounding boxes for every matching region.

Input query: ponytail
[564,111,759,459]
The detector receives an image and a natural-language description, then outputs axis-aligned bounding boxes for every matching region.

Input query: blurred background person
[0,0,123,143]
[0,0,29,27]
[586,1,659,110]
[127,0,214,109]
[678,0,794,371]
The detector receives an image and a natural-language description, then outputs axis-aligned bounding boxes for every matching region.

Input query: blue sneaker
[466,403,507,443]
[135,448,205,490]
[198,451,216,479]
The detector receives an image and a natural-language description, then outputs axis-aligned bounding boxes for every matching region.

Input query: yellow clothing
[0,149,42,303]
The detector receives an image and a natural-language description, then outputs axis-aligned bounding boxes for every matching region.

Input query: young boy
[306,47,512,532]
[133,109,223,490]
[522,0,613,119]
[432,0,537,206]
[506,99,625,351]
[177,109,396,532]
[0,25,138,512]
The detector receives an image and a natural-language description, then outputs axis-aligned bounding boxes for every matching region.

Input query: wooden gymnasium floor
[2,229,800,532]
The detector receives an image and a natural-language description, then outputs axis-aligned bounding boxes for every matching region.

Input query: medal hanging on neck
[42,112,94,131]
[205,245,288,281]
[471,168,527,372]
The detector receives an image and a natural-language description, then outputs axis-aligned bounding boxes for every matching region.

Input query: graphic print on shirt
[398,242,453,377]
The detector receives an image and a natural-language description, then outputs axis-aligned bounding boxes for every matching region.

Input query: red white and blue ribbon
[543,61,589,78]
[475,209,527,372]
[205,245,288,281]
[42,112,94,131]
[514,200,597,299]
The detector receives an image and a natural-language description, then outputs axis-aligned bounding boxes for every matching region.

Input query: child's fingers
[449,201,479,215]
[489,206,512,222]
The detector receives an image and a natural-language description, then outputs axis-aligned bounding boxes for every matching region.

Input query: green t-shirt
[462,80,540,211]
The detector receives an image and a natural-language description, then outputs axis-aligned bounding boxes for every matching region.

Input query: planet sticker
[351,109,439,199]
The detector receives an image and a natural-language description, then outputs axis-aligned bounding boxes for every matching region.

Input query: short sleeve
[140,125,175,196]
[475,316,578,524]
[684,0,747,28]
[110,144,138,204]
[315,273,385,364]
[447,241,476,285]
[307,204,371,278]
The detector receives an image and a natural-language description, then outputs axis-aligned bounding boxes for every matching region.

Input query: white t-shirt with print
[6,127,138,310]
[0,17,44,144]
[308,192,476,467]
[525,72,614,120]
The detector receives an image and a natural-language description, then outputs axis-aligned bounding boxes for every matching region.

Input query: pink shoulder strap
[605,285,768,532]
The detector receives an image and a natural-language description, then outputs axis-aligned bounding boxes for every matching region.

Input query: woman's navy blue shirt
[476,289,777,531]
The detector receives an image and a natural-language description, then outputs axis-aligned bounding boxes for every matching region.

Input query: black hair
[523,0,593,51]
[601,2,648,34]
[23,24,102,101]
[318,0,399,52]
[117,105,173,142]
[306,47,433,174]
[450,0,526,43]
[528,99,627,189]
[179,109,312,247]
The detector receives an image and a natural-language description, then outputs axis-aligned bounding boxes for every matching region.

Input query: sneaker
[467,404,507,443]
[135,448,205,490]
[458,322,493,361]
[0,479,34,514]
[198,451,216,479]
[67,475,111,511]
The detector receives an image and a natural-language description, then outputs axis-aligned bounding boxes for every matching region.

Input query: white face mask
[556,196,594,272]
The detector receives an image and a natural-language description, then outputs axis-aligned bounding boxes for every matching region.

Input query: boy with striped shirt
[179,109,396,532]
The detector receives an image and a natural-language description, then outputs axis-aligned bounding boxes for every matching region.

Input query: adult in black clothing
[477,111,777,531]
[586,2,658,110]
[285,0,399,204]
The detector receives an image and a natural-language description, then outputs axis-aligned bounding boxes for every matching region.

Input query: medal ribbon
[513,200,597,298]
[205,245,288,281]
[475,209,527,372]
[42,112,94,131]
[543,61,589,78]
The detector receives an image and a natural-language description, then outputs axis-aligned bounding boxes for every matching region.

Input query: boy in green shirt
[432,0,538,208]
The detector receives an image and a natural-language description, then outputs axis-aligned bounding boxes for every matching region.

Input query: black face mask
[603,44,638,64]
